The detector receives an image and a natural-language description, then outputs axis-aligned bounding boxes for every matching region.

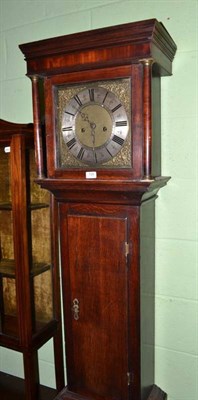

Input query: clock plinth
[20,18,176,400]
[53,384,167,400]
[147,385,167,400]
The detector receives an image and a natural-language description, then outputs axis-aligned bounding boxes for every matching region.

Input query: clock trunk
[55,201,156,400]
[60,207,129,399]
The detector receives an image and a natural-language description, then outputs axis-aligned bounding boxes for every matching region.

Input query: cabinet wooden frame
[0,120,65,400]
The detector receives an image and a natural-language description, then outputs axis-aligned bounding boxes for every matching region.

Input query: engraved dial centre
[75,104,113,148]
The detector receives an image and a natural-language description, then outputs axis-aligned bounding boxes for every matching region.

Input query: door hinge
[125,242,130,258]
[127,371,133,386]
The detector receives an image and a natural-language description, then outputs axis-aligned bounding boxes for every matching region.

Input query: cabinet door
[60,205,130,400]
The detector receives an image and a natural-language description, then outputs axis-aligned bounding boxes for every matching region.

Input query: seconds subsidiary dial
[61,86,129,166]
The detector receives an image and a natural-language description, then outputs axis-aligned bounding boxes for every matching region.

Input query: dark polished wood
[0,120,65,399]
[19,18,176,76]
[20,19,176,400]
[141,59,153,178]
[54,384,167,400]
[20,19,177,183]
[0,372,57,400]
[31,76,45,179]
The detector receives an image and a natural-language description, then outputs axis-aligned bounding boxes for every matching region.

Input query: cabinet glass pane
[0,210,14,259]
[32,207,53,327]
[29,150,54,331]
[0,147,11,203]
[0,147,18,337]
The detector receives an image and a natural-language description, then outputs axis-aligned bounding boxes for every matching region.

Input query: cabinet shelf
[0,259,15,277]
[1,314,19,338]
[30,262,51,277]
[1,313,54,339]
[29,203,49,210]
[0,203,12,210]
[0,202,49,211]
[0,259,51,278]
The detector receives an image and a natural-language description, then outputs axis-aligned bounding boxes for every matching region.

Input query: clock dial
[56,78,131,169]
[61,87,129,165]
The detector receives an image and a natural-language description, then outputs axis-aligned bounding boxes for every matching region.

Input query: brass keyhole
[72,298,80,320]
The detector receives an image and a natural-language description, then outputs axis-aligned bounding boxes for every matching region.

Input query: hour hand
[91,128,95,149]
[79,111,90,124]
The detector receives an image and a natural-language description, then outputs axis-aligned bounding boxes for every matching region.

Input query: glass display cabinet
[0,119,64,400]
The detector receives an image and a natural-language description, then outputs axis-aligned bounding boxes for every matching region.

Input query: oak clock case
[19,18,177,400]
[55,78,131,168]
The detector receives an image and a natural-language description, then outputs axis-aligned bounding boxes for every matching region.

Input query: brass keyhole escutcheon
[72,298,80,320]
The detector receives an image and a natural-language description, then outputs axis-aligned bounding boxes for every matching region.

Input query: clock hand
[79,111,97,152]
[79,111,97,146]
[79,111,91,125]
[91,129,95,148]
[90,123,96,150]
[79,111,96,131]
[91,128,97,163]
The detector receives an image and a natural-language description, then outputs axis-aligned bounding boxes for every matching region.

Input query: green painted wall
[0,1,197,400]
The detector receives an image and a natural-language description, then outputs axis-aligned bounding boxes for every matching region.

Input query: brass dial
[61,86,129,165]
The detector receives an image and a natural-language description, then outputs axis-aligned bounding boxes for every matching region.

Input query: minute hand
[90,122,96,149]
[79,111,96,148]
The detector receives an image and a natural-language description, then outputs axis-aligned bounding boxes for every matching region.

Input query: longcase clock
[20,19,177,400]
